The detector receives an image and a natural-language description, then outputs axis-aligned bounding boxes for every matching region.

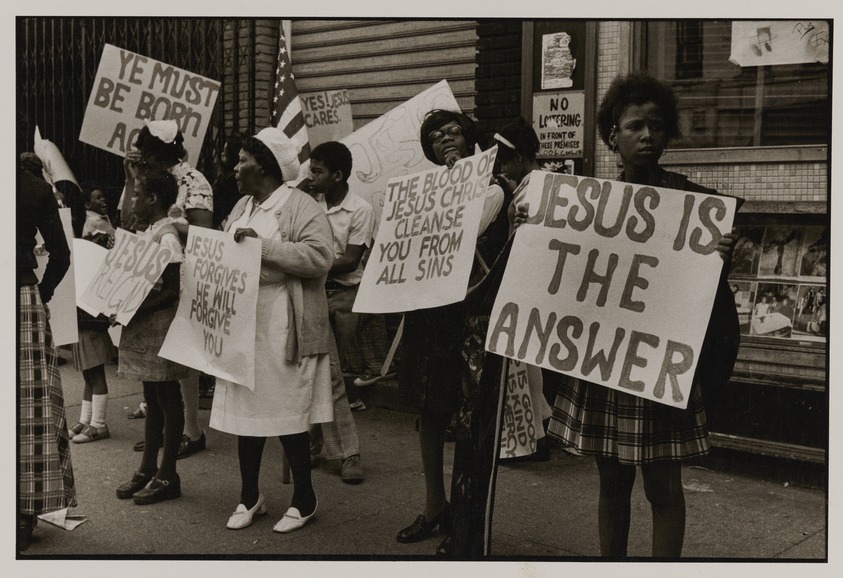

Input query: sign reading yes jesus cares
[485,171,737,409]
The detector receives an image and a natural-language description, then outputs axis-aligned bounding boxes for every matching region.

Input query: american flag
[270,30,310,163]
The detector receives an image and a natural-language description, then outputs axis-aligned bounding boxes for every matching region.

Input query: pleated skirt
[547,376,710,465]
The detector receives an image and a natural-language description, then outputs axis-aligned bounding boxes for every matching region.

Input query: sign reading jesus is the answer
[485,171,737,409]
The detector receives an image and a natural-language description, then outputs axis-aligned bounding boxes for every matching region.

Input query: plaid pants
[19,285,77,515]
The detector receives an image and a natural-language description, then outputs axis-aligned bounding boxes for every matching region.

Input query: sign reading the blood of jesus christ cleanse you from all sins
[485,171,737,409]
[353,147,498,314]
[79,44,220,163]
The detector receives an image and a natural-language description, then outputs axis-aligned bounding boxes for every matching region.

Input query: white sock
[80,400,92,425]
[91,394,108,428]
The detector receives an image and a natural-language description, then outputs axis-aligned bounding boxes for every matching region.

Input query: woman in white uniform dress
[210,127,334,533]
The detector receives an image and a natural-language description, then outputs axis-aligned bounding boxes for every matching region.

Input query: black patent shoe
[132,474,181,505]
[116,470,157,499]
[396,502,449,543]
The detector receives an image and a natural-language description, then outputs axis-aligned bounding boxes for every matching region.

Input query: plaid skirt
[19,285,77,515]
[547,376,710,465]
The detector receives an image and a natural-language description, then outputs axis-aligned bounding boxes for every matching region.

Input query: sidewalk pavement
[18,357,827,561]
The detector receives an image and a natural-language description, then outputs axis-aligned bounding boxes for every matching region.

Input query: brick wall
[474,20,523,144]
[594,21,623,181]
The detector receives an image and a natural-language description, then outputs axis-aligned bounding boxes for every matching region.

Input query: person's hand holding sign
[233,228,258,242]
[716,227,739,265]
[124,148,143,181]
[512,202,530,231]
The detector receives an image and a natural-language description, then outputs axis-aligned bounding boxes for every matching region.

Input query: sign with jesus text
[485,171,737,409]
[159,227,261,389]
[353,147,497,313]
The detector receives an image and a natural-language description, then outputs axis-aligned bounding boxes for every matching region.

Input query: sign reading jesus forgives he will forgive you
[353,147,498,314]
[159,227,261,389]
[485,171,737,409]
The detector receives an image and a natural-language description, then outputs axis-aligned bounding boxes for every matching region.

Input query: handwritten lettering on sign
[485,171,737,409]
[159,228,261,388]
[79,228,173,325]
[79,44,220,162]
[353,147,498,314]
[500,359,538,458]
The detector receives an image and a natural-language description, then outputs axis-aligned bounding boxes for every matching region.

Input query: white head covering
[145,119,180,144]
[254,126,301,182]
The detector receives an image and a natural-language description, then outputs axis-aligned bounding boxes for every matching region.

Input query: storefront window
[645,20,829,148]
[729,220,827,343]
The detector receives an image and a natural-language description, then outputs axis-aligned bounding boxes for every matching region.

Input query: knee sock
[238,436,267,509]
[79,400,92,425]
[90,394,108,428]
[279,431,316,515]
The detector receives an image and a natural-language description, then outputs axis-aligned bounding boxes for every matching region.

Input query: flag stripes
[270,31,310,164]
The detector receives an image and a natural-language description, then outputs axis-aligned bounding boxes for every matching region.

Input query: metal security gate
[290,20,478,130]
[16,17,262,199]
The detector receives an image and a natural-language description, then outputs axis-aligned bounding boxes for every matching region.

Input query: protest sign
[34,127,80,188]
[79,228,174,326]
[159,228,261,388]
[35,208,77,346]
[72,238,109,317]
[79,44,220,163]
[499,359,539,459]
[300,89,354,148]
[353,147,497,314]
[485,171,737,409]
[298,80,460,229]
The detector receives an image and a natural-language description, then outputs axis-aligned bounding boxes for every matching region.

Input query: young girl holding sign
[514,72,740,558]
[115,169,191,505]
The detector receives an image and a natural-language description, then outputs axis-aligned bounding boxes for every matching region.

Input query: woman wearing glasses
[395,110,504,557]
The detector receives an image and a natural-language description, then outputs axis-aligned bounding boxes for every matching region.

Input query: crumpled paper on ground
[37,508,88,530]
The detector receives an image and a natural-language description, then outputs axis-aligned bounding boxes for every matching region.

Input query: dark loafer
[396,502,450,543]
[177,432,206,459]
[133,475,181,505]
[116,470,156,499]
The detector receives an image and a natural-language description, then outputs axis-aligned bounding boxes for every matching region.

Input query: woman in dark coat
[17,158,76,551]
[395,110,505,556]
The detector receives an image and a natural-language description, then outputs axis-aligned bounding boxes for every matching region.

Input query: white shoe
[226,494,267,530]
[272,501,317,533]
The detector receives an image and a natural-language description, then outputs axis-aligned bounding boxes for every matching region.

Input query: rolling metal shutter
[290,20,477,130]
